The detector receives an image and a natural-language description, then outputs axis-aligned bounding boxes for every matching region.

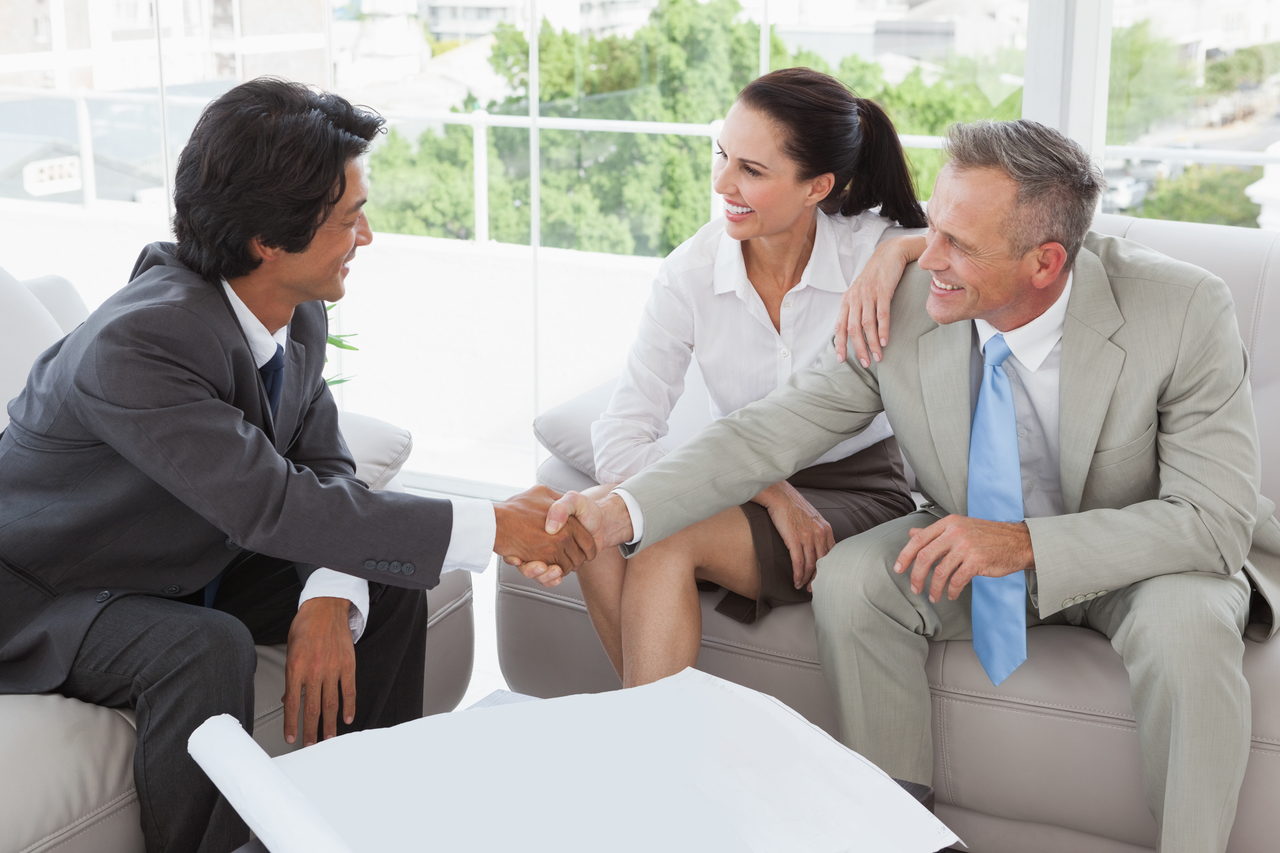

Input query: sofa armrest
[337,410,413,490]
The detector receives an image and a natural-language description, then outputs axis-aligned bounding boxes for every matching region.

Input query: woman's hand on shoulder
[835,234,925,368]
[754,482,835,594]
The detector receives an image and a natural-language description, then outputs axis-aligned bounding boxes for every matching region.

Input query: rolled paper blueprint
[188,714,353,853]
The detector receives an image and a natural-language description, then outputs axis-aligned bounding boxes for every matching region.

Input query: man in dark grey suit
[0,79,593,853]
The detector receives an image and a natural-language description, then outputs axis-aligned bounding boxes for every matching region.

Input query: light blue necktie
[967,333,1027,685]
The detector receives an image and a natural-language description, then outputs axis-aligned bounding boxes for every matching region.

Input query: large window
[1105,0,1280,227]
[7,1,1271,492]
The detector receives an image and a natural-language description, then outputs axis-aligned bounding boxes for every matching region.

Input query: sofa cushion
[337,410,413,490]
[21,274,91,335]
[927,628,1280,852]
[532,360,714,482]
[0,268,65,433]
[0,693,144,853]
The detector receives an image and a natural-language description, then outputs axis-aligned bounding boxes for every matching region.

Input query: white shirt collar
[221,280,288,370]
[974,272,1072,373]
[712,209,849,299]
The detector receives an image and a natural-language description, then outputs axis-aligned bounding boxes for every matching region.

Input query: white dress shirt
[972,273,1072,521]
[220,283,495,643]
[601,210,896,540]
[615,264,1074,546]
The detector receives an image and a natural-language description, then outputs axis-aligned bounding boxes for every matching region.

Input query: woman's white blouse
[592,209,896,486]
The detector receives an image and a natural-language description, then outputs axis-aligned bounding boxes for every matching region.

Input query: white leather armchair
[499,213,1280,853]
[0,267,475,853]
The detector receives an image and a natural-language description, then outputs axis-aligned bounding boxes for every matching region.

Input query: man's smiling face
[917,164,1043,331]
[269,159,372,306]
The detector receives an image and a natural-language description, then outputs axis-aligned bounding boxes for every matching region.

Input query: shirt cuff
[298,568,369,643]
[613,488,644,546]
[443,497,496,573]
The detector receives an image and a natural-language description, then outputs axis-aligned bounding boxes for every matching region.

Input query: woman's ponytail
[738,68,926,229]
[844,99,926,228]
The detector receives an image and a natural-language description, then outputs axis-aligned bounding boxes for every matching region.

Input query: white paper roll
[188,714,353,853]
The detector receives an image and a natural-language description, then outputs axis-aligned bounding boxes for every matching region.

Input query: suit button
[164,585,180,595]
[377,561,389,572]
[225,538,240,551]
[389,561,402,573]
[95,591,111,603]
[364,560,377,570]
[1063,599,1073,608]
[402,563,415,576]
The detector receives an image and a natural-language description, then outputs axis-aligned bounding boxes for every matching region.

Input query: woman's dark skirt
[712,436,917,624]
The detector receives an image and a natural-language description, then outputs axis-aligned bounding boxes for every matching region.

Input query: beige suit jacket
[619,232,1280,639]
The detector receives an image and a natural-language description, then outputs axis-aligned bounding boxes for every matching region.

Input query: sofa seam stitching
[18,787,138,853]
[938,643,956,803]
[692,645,826,675]
[39,801,138,853]
[532,426,595,478]
[935,695,1138,733]
[367,436,413,490]
[927,683,1135,722]
[1247,231,1276,370]
[426,585,474,630]
[497,584,822,664]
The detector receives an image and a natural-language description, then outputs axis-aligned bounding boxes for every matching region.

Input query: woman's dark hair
[173,77,386,282]
[737,68,926,228]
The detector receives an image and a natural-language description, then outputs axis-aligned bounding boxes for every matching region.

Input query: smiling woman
[525,68,926,690]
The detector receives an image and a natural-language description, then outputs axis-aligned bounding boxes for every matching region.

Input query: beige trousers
[812,511,1252,853]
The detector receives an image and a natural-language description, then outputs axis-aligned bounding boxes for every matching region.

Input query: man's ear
[248,236,281,265]
[806,172,836,207]
[1029,242,1069,290]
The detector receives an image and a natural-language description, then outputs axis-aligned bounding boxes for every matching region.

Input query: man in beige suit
[542,120,1280,852]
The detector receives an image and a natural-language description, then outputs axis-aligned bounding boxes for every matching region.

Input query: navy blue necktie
[967,334,1028,685]
[260,343,285,418]
[205,343,286,608]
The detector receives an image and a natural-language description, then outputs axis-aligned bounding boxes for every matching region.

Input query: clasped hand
[893,514,1034,603]
[495,485,599,587]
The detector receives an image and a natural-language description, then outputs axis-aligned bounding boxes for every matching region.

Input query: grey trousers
[56,555,429,853]
[811,511,1252,853]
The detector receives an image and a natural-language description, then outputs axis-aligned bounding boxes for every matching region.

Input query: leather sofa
[499,212,1280,853]
[0,268,476,853]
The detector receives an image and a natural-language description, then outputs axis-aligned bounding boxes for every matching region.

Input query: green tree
[1108,21,1193,144]
[372,0,1031,252]
[1205,42,1280,95]
[1136,165,1261,228]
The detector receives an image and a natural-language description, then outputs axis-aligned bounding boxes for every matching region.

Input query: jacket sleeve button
[402,563,415,576]
[364,560,377,570]
[377,561,389,572]
[389,561,402,573]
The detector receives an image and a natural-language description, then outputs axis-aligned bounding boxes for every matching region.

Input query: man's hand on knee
[893,515,1035,603]
[284,596,356,746]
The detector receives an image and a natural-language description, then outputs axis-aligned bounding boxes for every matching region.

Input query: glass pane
[1105,3,1278,228]
[765,0,1029,198]
[330,0,537,488]
[0,0,170,309]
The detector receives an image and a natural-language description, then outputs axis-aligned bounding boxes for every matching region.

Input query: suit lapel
[1058,249,1126,514]
[213,281,277,443]
[919,320,974,515]
[272,338,306,453]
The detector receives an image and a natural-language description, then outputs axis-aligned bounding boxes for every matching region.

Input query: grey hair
[943,120,1105,268]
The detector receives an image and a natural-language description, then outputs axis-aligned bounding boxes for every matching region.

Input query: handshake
[492,485,634,587]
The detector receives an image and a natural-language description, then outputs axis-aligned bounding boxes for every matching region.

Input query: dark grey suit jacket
[0,243,454,693]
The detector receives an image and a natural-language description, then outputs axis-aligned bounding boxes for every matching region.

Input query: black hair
[737,68,926,229]
[173,77,386,282]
